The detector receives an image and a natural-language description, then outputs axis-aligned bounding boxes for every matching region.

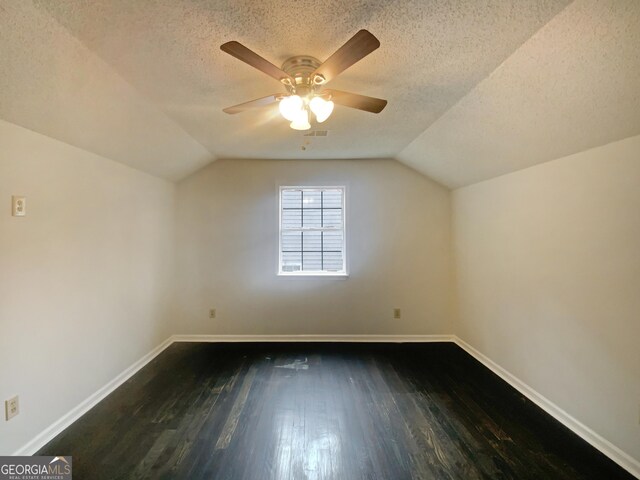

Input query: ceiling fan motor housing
[280,55,323,93]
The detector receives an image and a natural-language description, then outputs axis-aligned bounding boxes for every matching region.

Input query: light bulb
[290,109,311,130]
[279,95,303,121]
[309,96,334,123]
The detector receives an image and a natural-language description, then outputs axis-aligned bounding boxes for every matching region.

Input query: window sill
[278,272,349,278]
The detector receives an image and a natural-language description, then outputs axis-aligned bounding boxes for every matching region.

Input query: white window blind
[279,186,346,275]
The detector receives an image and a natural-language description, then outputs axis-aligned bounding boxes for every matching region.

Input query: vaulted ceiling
[1,0,638,186]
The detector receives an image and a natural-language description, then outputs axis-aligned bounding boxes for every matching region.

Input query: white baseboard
[453,336,640,479]
[12,337,174,456]
[171,334,455,343]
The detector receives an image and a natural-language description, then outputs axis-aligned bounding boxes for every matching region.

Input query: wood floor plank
[37,343,635,480]
[215,364,257,451]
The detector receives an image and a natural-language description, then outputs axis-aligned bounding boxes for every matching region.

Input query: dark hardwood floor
[38,342,635,480]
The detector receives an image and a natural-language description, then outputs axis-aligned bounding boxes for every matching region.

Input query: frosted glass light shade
[290,109,311,130]
[279,95,304,121]
[309,96,334,123]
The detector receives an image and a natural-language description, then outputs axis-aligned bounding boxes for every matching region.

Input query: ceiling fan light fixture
[279,95,304,121]
[310,96,334,123]
[290,109,311,130]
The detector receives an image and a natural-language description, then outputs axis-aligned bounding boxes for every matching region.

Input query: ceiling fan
[220,30,387,130]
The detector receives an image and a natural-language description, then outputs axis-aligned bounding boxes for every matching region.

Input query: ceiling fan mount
[220,30,387,130]
[278,56,325,98]
[280,55,322,86]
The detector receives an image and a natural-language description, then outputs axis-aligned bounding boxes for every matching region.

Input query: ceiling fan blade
[324,90,387,113]
[221,41,294,84]
[223,94,281,114]
[311,30,380,84]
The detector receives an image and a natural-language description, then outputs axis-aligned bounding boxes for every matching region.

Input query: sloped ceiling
[397,0,640,188]
[1,0,638,186]
[0,0,213,180]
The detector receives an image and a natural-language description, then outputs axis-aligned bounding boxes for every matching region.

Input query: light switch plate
[12,196,26,217]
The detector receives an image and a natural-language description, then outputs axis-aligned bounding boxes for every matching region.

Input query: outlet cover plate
[12,196,26,217]
[5,396,19,421]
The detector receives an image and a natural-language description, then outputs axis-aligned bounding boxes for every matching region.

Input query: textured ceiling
[1,0,570,180]
[0,1,212,180]
[398,0,640,188]
[1,0,637,186]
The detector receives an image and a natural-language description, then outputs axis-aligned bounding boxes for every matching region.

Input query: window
[279,186,346,276]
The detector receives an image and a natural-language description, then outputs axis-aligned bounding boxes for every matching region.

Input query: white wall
[175,158,452,336]
[453,135,640,464]
[0,120,175,454]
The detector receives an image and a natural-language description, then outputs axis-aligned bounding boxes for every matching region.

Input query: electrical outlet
[393,308,401,319]
[209,308,216,319]
[5,396,19,421]
[12,196,26,217]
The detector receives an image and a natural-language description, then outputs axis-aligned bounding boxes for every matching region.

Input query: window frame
[278,185,348,277]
